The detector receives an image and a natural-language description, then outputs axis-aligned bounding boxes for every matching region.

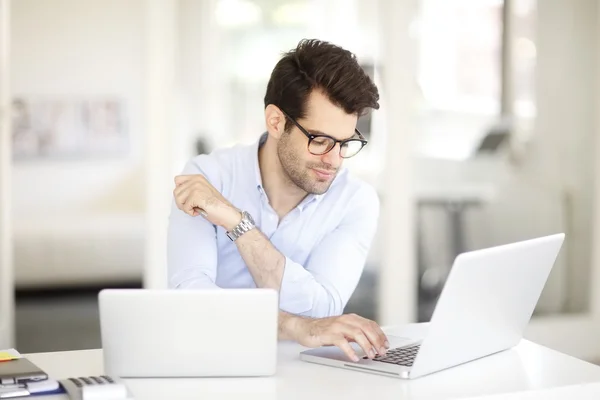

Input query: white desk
[25,326,600,400]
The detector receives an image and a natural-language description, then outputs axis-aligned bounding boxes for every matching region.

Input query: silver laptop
[300,233,565,379]
[99,288,278,378]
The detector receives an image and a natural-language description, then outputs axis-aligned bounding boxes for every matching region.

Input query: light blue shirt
[167,133,380,318]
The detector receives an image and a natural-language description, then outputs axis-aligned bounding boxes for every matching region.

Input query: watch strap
[226,211,255,241]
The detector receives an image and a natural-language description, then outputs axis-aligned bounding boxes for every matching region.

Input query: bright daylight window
[415,0,504,160]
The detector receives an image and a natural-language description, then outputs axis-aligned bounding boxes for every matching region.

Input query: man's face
[277,90,358,195]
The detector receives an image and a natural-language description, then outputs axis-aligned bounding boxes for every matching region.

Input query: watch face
[243,211,255,225]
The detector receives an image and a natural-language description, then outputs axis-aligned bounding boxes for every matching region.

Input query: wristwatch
[226,211,256,241]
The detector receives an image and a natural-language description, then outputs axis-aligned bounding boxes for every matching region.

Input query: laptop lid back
[410,234,565,378]
[99,288,278,378]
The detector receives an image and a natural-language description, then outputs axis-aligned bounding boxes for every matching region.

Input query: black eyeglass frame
[280,109,368,159]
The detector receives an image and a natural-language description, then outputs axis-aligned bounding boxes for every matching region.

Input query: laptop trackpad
[386,335,421,349]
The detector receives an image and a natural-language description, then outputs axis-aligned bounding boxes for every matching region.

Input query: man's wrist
[279,312,310,342]
[222,205,242,231]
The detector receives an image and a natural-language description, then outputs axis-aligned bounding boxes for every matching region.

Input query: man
[168,39,388,362]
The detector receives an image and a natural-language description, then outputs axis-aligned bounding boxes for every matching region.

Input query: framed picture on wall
[11,97,129,160]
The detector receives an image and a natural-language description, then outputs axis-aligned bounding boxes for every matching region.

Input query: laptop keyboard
[366,344,421,367]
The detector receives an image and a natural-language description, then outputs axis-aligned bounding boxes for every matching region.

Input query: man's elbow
[168,270,219,290]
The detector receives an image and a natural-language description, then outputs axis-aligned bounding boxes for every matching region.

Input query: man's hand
[173,174,241,230]
[282,313,389,362]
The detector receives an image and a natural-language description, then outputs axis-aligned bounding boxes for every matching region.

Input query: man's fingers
[174,175,195,186]
[183,199,201,216]
[345,315,388,355]
[344,328,376,359]
[333,338,359,362]
[175,188,199,217]
[173,181,190,198]
[360,321,388,355]
[174,185,209,218]
[174,187,192,208]
[175,174,208,187]
[371,321,390,351]
[175,189,197,217]
[174,176,187,186]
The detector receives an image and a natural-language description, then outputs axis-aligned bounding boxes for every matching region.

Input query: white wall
[11,0,145,216]
[11,0,146,286]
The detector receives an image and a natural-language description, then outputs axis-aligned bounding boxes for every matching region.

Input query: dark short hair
[264,39,380,132]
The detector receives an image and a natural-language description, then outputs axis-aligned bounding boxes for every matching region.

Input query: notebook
[0,357,47,384]
[0,379,63,398]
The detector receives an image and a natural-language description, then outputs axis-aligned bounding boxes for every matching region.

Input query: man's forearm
[234,228,285,289]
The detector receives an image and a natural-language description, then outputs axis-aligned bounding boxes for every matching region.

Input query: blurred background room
[1,0,599,365]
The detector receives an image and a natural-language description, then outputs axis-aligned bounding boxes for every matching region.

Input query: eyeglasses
[281,110,368,159]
